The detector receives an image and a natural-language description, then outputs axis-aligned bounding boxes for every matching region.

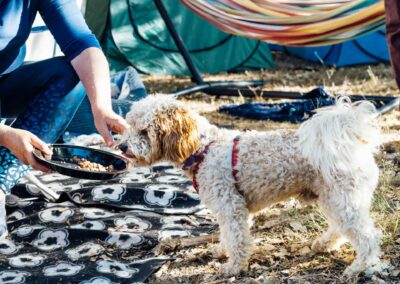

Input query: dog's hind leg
[0,190,7,239]
[214,192,253,275]
[312,220,346,253]
[318,183,382,277]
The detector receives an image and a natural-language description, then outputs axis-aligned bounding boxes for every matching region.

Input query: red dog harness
[182,136,241,194]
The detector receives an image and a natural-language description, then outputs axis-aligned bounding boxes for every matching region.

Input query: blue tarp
[272,30,389,67]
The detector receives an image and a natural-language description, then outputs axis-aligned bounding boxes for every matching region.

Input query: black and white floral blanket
[0,163,214,284]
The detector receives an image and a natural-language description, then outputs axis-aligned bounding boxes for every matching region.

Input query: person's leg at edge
[384,0,400,88]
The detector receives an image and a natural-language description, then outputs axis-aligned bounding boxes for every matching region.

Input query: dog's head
[116,95,201,166]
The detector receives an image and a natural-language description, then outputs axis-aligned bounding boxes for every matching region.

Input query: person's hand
[0,126,52,172]
[92,107,129,146]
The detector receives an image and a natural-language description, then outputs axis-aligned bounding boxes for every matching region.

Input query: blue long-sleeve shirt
[0,0,100,75]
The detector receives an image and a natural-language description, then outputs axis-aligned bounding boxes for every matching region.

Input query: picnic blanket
[0,163,214,283]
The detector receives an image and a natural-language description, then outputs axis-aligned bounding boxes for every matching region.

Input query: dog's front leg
[215,193,253,275]
[0,190,7,239]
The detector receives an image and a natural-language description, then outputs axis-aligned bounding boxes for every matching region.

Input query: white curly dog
[116,94,383,277]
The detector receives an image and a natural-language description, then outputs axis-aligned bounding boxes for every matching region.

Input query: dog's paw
[220,263,243,276]
[0,225,8,240]
[311,239,330,253]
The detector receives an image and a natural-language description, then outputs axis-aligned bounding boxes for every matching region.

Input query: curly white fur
[118,94,383,278]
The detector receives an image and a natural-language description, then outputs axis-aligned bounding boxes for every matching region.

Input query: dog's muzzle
[117,143,129,153]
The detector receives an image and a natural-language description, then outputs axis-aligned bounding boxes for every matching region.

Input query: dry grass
[144,52,400,284]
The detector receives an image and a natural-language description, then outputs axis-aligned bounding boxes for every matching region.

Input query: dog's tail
[296,97,381,184]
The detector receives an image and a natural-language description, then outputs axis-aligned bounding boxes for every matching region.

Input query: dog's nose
[118,143,128,153]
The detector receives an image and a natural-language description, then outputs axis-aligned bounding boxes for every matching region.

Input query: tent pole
[153,0,265,96]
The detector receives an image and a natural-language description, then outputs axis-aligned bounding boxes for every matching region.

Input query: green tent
[85,0,274,76]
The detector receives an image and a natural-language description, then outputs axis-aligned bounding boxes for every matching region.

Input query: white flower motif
[38,207,74,223]
[79,208,115,219]
[155,175,188,183]
[92,185,126,202]
[38,182,64,194]
[79,277,116,284]
[65,242,105,261]
[106,232,143,249]
[13,225,45,237]
[70,220,106,231]
[45,201,75,208]
[72,193,84,203]
[146,184,181,192]
[62,183,84,191]
[0,271,31,283]
[119,174,151,184]
[5,195,32,207]
[113,216,151,232]
[152,162,172,168]
[119,167,152,183]
[7,210,25,221]
[9,253,46,267]
[25,184,41,195]
[32,229,69,251]
[96,260,138,278]
[164,168,186,176]
[159,230,190,241]
[43,262,84,276]
[0,239,22,255]
[40,173,70,182]
[144,188,176,206]
[160,216,198,230]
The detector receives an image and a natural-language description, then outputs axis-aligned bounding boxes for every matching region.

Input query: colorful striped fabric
[180,0,385,46]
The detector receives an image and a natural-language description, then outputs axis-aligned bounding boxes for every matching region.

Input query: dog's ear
[155,107,201,163]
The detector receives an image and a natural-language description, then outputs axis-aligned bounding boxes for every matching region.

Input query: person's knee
[49,56,80,92]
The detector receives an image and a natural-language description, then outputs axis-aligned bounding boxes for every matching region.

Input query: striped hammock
[180,0,385,46]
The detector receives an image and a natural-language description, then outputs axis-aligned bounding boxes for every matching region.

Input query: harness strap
[232,136,241,193]
[183,136,242,194]
[188,141,214,193]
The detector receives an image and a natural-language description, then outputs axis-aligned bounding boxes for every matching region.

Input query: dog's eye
[140,130,148,136]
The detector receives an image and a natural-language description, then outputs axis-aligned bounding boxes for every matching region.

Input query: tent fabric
[84,0,110,42]
[272,29,389,66]
[1,163,214,283]
[180,0,385,46]
[88,0,274,75]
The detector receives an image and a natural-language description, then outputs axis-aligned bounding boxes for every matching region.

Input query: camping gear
[271,29,389,66]
[181,0,386,46]
[219,87,400,122]
[88,0,274,75]
[33,145,130,180]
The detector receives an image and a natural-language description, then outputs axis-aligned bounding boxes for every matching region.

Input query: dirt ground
[143,53,400,284]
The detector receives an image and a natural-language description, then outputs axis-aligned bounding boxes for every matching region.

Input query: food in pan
[72,156,114,172]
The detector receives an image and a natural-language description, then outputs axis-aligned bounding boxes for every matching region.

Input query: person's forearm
[0,125,11,147]
[70,47,112,112]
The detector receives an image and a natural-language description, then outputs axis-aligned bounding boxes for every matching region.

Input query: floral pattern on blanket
[1,163,214,284]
